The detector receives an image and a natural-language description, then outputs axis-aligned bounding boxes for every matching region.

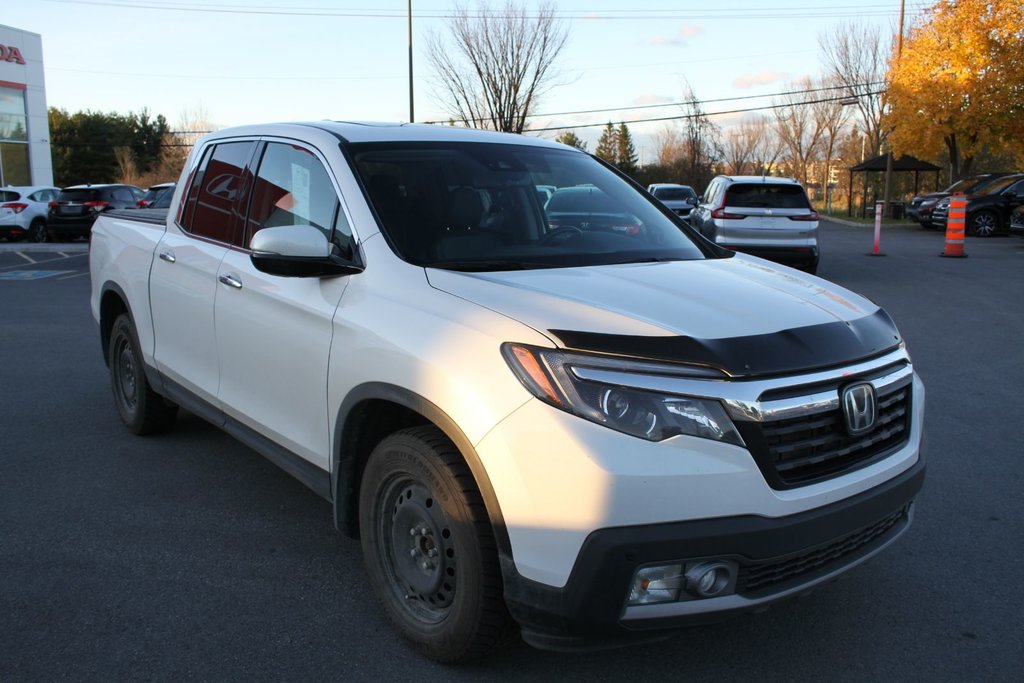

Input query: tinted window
[725,184,810,209]
[58,189,102,202]
[247,143,347,249]
[653,186,695,200]
[351,142,706,270]
[0,190,18,201]
[112,188,135,203]
[182,141,256,243]
[978,176,1023,196]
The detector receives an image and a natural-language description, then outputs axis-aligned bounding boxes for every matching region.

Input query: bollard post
[868,200,885,256]
[940,193,968,258]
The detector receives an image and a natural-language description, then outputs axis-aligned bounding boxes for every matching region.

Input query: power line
[424,81,885,126]
[527,90,886,133]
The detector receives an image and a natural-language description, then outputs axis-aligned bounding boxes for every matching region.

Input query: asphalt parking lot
[1,222,1022,681]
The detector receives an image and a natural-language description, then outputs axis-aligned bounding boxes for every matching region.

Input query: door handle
[218,274,243,289]
[158,251,176,263]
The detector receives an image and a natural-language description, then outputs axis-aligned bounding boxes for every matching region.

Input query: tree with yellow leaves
[886,0,1024,180]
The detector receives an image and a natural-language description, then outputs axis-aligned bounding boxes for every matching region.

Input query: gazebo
[848,154,942,217]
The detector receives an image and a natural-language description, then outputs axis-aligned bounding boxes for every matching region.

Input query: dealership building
[0,24,52,187]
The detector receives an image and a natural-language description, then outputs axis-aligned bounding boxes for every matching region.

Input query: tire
[28,219,47,243]
[108,314,178,435]
[359,426,514,662]
[969,210,1000,237]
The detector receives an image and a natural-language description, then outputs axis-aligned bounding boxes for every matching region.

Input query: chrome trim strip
[569,348,912,423]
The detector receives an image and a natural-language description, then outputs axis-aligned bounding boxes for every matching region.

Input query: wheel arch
[99,281,133,367]
[332,383,513,561]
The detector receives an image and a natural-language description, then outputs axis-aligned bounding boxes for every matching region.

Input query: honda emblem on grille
[842,382,877,435]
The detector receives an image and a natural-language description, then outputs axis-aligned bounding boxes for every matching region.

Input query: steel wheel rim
[114,336,138,411]
[377,475,457,624]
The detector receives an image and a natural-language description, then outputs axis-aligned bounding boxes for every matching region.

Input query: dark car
[1009,205,1024,237]
[647,183,698,220]
[931,174,1024,236]
[907,173,1016,229]
[544,186,643,236]
[136,182,175,208]
[46,184,143,241]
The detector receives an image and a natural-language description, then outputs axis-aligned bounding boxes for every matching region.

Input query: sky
[4,0,924,160]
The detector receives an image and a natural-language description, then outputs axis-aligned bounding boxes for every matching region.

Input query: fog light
[684,562,734,598]
[627,564,683,605]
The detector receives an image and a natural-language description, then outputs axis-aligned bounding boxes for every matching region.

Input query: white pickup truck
[90,122,925,662]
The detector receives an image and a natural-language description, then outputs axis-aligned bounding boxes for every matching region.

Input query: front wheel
[969,210,1000,237]
[108,314,178,434]
[359,426,513,662]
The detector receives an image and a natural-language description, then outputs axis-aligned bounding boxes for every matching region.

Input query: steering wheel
[539,226,583,246]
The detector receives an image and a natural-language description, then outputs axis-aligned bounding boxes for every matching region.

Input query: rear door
[214,139,357,469]
[150,140,257,404]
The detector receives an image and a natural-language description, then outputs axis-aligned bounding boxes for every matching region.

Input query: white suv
[690,175,820,273]
[0,185,60,242]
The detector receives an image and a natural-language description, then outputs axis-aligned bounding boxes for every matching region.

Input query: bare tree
[114,146,140,186]
[811,78,852,209]
[653,126,684,167]
[773,78,827,184]
[679,84,722,190]
[426,1,568,133]
[748,115,784,175]
[723,115,768,175]
[818,21,890,157]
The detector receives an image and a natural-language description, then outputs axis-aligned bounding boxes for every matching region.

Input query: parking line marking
[57,271,90,280]
[0,253,86,272]
[18,252,37,264]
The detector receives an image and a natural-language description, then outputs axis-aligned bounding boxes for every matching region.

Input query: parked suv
[907,173,1016,229]
[0,185,60,242]
[136,182,175,208]
[690,176,820,273]
[47,184,142,241]
[931,173,1024,236]
[647,183,697,220]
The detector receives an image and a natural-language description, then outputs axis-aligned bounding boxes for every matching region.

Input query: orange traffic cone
[940,193,968,258]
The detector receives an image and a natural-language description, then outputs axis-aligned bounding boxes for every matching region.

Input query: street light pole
[408,0,414,123]
[881,0,905,219]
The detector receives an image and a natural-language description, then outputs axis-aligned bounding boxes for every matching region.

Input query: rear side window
[246,142,354,255]
[726,184,810,209]
[179,141,256,244]
[0,190,18,201]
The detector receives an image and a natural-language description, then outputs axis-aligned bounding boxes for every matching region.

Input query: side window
[112,188,134,204]
[181,141,256,244]
[1007,180,1024,196]
[246,142,354,256]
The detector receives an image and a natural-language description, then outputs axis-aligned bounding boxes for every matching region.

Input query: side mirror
[249,225,363,277]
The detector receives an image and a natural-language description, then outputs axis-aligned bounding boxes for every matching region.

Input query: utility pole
[408,0,415,123]
[881,0,906,219]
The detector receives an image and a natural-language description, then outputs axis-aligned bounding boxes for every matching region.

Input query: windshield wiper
[422,260,553,272]
[606,256,687,265]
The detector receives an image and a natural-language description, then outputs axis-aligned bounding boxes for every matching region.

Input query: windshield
[725,183,810,209]
[652,186,695,201]
[350,141,707,271]
[977,175,1022,195]
[59,189,102,202]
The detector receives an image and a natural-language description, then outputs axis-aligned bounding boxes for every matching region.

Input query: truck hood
[426,255,902,376]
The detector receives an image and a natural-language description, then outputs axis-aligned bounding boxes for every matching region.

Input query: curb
[0,242,89,253]
[822,216,918,229]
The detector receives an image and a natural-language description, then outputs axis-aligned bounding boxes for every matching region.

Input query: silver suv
[690,175,819,273]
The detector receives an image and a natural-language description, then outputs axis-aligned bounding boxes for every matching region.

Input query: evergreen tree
[555,131,588,151]
[616,123,638,175]
[594,122,618,163]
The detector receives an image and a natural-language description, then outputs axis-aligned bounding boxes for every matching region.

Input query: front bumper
[506,456,924,649]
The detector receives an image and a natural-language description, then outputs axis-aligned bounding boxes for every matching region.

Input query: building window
[0,85,29,185]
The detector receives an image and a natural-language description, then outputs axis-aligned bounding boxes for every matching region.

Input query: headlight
[501,343,743,445]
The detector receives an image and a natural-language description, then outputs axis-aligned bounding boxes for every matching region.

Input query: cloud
[650,24,704,46]
[732,71,788,89]
[632,93,674,106]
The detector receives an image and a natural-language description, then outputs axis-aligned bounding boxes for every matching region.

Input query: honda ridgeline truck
[89,122,925,662]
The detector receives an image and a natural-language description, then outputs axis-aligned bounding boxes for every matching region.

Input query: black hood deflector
[549,309,902,378]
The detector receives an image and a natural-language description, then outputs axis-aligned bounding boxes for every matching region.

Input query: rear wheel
[108,314,178,434]
[969,210,1000,237]
[359,426,513,662]
[28,219,47,243]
